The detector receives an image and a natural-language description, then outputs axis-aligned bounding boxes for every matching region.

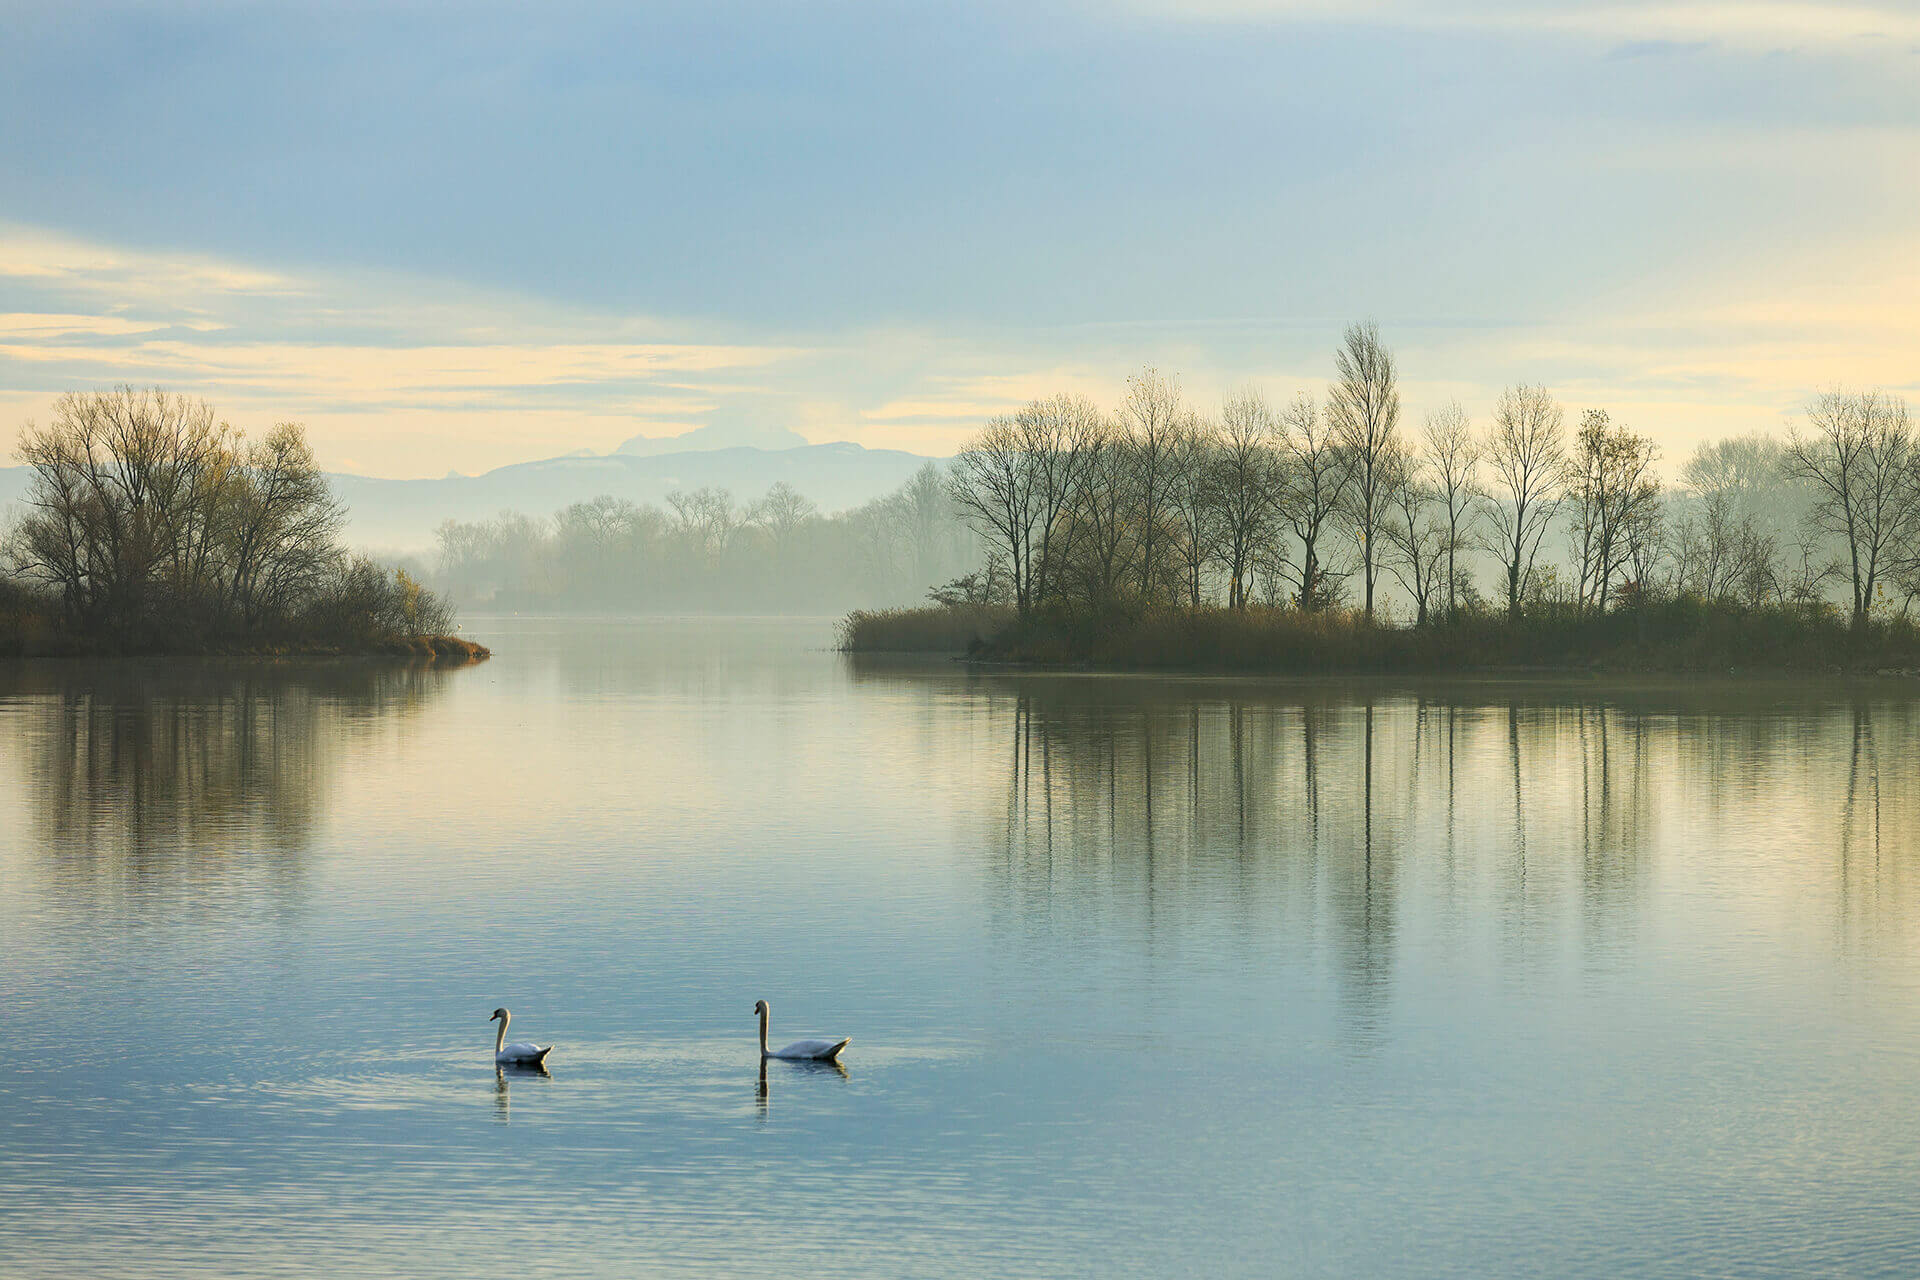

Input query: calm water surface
[4,617,1920,1277]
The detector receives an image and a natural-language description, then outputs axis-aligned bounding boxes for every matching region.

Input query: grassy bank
[841,597,1920,674]
[0,621,492,662]
[0,580,488,662]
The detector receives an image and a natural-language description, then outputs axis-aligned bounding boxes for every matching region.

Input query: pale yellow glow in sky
[2,217,1917,478]
[1128,0,1920,48]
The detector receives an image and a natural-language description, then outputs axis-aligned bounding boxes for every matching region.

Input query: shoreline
[839,602,1920,680]
[850,651,1920,683]
[0,634,490,663]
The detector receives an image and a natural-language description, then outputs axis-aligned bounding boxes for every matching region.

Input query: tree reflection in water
[852,659,1920,1043]
[2,659,454,913]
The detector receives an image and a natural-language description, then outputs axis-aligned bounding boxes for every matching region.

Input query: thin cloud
[1112,1,1920,50]
[4,213,1919,478]
[0,227,813,474]
[0,225,292,297]
[1608,38,1713,57]
[0,313,172,339]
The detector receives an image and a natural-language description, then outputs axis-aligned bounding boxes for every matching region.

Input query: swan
[755,999,849,1062]
[489,1007,553,1068]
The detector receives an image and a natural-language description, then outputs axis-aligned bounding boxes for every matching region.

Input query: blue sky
[2,0,1917,475]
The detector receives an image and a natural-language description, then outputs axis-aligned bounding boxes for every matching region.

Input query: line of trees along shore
[2,388,471,657]
[935,324,1918,647]
[430,464,980,613]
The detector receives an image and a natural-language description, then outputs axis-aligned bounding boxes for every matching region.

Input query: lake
[4,617,1920,1277]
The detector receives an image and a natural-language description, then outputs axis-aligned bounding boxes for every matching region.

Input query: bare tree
[10,387,442,645]
[1327,321,1401,620]
[749,481,819,544]
[1567,409,1660,610]
[1422,401,1480,619]
[225,422,345,628]
[550,496,647,598]
[1018,394,1105,610]
[948,417,1037,617]
[1621,483,1665,600]
[948,396,1102,618]
[1382,443,1448,625]
[889,462,953,587]
[1784,388,1918,631]
[1118,368,1185,600]
[1670,435,1799,602]
[1212,390,1280,610]
[1166,414,1217,609]
[666,487,739,563]
[1064,417,1138,608]
[1482,383,1567,620]
[14,387,232,634]
[1275,391,1353,610]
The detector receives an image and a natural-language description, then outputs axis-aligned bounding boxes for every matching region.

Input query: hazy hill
[348,442,941,550]
[614,421,810,456]
[0,441,941,554]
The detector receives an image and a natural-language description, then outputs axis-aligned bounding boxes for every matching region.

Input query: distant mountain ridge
[615,421,811,456]
[1,441,945,553]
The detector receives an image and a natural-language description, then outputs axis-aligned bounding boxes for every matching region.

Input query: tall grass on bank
[840,596,1920,673]
[838,604,1014,653]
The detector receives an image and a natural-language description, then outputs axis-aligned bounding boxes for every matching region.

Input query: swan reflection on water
[493,1062,553,1123]
[756,1055,848,1118]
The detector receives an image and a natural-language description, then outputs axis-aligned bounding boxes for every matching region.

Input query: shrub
[295,557,462,651]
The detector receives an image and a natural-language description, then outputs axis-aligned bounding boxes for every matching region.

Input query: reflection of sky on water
[4,622,1920,1277]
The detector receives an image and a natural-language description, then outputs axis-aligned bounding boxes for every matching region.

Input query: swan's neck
[495,1014,508,1056]
[758,1006,769,1057]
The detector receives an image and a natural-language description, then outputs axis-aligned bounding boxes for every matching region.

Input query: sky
[1,0,1916,478]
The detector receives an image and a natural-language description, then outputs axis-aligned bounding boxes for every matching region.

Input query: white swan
[489,1007,553,1068]
[755,999,849,1062]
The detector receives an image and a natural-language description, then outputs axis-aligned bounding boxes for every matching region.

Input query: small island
[844,329,1920,676]
[1,388,484,661]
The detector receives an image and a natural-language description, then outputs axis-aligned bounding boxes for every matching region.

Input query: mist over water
[4,619,1920,1277]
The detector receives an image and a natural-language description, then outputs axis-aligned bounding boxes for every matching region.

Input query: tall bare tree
[1166,415,1217,609]
[1422,401,1480,619]
[225,422,345,627]
[1382,443,1447,625]
[889,462,953,587]
[1482,384,1567,620]
[949,417,1038,617]
[1065,418,1138,608]
[1327,321,1401,620]
[1567,409,1660,611]
[1018,394,1105,610]
[1784,388,1919,631]
[1276,391,1353,610]
[1212,390,1280,610]
[14,387,232,634]
[1118,368,1185,600]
